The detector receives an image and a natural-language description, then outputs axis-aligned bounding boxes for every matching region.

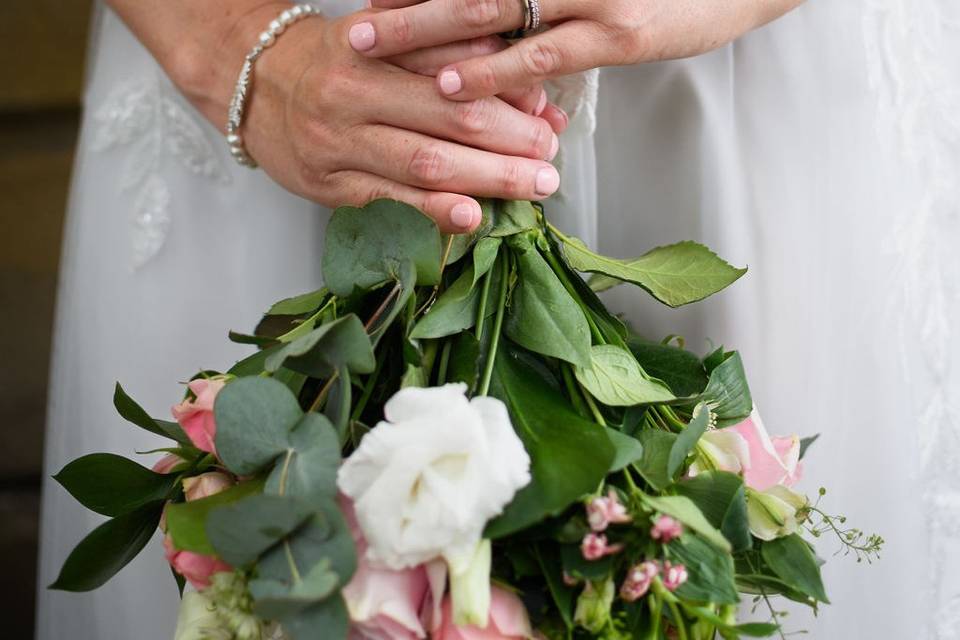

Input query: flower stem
[478,252,510,396]
[581,386,607,427]
[436,339,452,385]
[475,267,494,341]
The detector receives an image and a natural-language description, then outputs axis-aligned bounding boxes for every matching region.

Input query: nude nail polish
[451,203,478,229]
[535,167,560,197]
[439,70,463,96]
[348,22,376,51]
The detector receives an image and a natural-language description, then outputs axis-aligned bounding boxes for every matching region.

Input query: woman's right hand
[203,6,564,232]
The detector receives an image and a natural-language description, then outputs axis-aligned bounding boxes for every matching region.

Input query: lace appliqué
[864,3,960,638]
[91,73,230,268]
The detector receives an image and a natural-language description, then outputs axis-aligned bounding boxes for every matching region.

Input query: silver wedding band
[502,0,541,38]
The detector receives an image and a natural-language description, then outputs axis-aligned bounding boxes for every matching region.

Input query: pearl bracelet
[226,3,321,168]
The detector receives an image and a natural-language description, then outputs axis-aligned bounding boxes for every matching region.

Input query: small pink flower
[163,535,231,590]
[660,561,688,592]
[585,490,632,532]
[620,561,659,602]
[581,533,624,561]
[650,515,684,544]
[152,453,185,475]
[182,472,233,502]
[171,378,226,455]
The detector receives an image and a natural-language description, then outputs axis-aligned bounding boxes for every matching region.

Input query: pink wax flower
[581,533,624,561]
[171,378,226,455]
[163,535,231,590]
[152,453,185,475]
[729,410,803,491]
[431,586,533,640]
[650,515,684,544]
[660,561,689,592]
[619,561,659,602]
[182,472,234,502]
[585,490,631,532]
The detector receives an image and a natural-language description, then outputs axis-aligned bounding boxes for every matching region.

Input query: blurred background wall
[0,0,93,635]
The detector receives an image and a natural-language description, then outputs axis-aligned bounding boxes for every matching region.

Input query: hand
[351,0,804,102]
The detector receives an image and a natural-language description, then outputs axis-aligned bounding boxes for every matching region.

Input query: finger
[540,102,569,133]
[324,169,483,234]
[369,72,558,160]
[347,0,571,58]
[369,0,424,7]
[352,125,561,201]
[436,22,605,101]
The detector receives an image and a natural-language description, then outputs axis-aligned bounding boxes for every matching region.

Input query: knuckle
[521,41,564,77]
[455,0,505,28]
[498,161,525,196]
[528,120,552,157]
[388,12,415,46]
[454,99,490,135]
[408,144,454,186]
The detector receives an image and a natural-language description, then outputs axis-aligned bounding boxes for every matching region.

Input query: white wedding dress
[37,1,959,639]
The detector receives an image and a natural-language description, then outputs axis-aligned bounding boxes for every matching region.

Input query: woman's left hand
[350,0,803,102]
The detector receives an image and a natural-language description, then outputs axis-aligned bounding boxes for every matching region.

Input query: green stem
[560,364,589,417]
[475,268,493,341]
[649,592,663,640]
[478,252,510,396]
[276,297,335,342]
[350,356,384,423]
[581,386,607,427]
[436,339,452,385]
[658,405,687,431]
[667,598,689,640]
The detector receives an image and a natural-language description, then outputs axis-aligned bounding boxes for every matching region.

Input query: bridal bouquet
[51,200,880,639]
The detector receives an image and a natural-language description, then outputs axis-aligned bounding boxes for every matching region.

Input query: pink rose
[729,411,803,491]
[152,453,185,475]
[432,587,533,640]
[171,378,226,455]
[585,490,631,532]
[341,496,446,640]
[182,472,234,502]
[163,535,231,590]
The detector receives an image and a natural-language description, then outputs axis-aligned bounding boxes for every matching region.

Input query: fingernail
[450,203,479,229]
[535,167,560,197]
[439,69,463,95]
[535,90,548,116]
[365,0,372,7]
[558,107,569,129]
[348,22,376,51]
[547,133,559,161]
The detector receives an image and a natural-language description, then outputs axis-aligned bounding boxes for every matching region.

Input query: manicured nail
[535,167,560,197]
[450,203,479,229]
[535,90,548,116]
[348,22,376,51]
[547,133,559,161]
[439,69,463,95]
[557,106,569,130]
[365,0,372,7]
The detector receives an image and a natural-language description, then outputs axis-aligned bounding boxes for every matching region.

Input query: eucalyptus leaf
[250,560,340,620]
[265,413,341,501]
[54,453,177,517]
[267,288,328,316]
[214,377,304,476]
[575,345,675,406]
[761,534,830,604]
[265,315,375,377]
[485,345,614,538]
[322,199,442,296]
[207,494,315,566]
[49,502,163,592]
[559,237,747,308]
[265,595,350,640]
[668,534,739,605]
[113,383,190,445]
[640,494,732,552]
[165,479,264,555]
[505,238,591,368]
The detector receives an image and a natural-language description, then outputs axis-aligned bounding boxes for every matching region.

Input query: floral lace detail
[864,2,960,637]
[91,72,230,268]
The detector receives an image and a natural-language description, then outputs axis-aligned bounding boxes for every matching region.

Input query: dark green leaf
[668,403,710,478]
[322,199,443,296]
[446,333,481,390]
[761,534,830,604]
[113,383,190,445]
[605,429,644,472]
[49,502,163,592]
[165,479,264,555]
[634,430,677,491]
[505,238,591,368]
[265,315,376,377]
[561,544,614,581]
[472,236,502,283]
[698,352,753,427]
[207,494,315,566]
[324,366,352,444]
[559,237,747,308]
[628,340,709,398]
[536,546,575,629]
[228,343,283,377]
[668,534,739,604]
[677,472,752,553]
[485,345,614,537]
[54,453,177,517]
[411,266,480,339]
[575,345,675,406]
[214,377,304,476]
[488,199,539,237]
[799,434,820,459]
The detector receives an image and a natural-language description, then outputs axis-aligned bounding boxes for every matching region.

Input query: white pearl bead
[226,133,241,145]
[280,9,293,24]
[269,19,285,34]
[259,31,275,46]
[291,5,304,17]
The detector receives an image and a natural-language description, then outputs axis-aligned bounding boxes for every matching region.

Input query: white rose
[337,383,531,570]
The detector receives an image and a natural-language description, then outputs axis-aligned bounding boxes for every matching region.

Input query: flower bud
[448,539,492,627]
[183,472,233,502]
[746,485,808,541]
[580,533,624,561]
[661,561,689,592]
[574,578,615,634]
[650,515,684,543]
